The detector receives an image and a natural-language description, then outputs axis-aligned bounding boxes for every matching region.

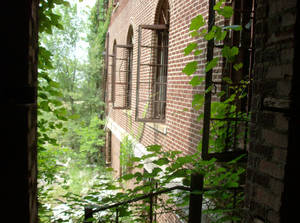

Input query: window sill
[122,109,132,117]
[146,122,168,135]
[122,110,167,134]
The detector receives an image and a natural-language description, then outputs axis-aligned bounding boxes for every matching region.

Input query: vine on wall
[79,1,250,223]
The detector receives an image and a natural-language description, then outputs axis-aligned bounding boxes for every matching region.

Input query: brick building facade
[105,0,209,178]
[105,0,296,222]
[2,0,296,222]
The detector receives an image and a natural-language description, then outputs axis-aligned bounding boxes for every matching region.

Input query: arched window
[126,25,134,108]
[112,29,133,109]
[136,0,170,122]
[106,38,115,103]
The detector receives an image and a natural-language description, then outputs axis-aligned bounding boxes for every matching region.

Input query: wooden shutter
[112,44,133,109]
[135,24,169,122]
[107,52,115,103]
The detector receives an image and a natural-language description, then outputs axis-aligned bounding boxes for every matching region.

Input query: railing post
[149,192,153,223]
[116,208,119,223]
[84,206,93,223]
[188,173,204,223]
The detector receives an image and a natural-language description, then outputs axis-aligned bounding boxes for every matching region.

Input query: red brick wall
[111,132,122,177]
[106,0,209,158]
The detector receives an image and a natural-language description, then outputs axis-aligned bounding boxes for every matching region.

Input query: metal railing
[84,174,203,223]
[83,174,243,223]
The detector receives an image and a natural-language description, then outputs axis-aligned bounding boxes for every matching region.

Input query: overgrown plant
[38,0,109,222]
[38,0,250,222]
[80,1,250,222]
[120,135,134,175]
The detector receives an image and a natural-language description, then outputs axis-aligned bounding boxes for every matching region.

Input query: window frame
[112,44,133,109]
[135,24,169,123]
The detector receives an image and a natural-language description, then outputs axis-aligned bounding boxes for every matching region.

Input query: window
[106,39,116,103]
[126,26,134,108]
[201,0,255,161]
[135,0,169,122]
[106,130,112,166]
[112,37,133,109]
[104,32,109,106]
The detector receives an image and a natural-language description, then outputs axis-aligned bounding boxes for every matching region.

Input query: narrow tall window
[106,39,116,104]
[106,130,112,166]
[126,26,134,108]
[136,0,169,122]
[112,30,133,109]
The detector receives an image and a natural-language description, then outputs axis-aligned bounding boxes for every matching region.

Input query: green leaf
[204,26,216,41]
[221,6,234,18]
[190,15,205,31]
[119,206,131,217]
[184,43,197,56]
[182,61,198,76]
[51,99,63,106]
[222,45,231,58]
[69,114,80,120]
[190,31,199,37]
[222,46,239,61]
[189,76,204,87]
[38,93,48,100]
[192,94,204,110]
[122,173,135,180]
[213,0,224,11]
[151,167,162,176]
[153,158,169,166]
[49,80,60,88]
[231,46,239,56]
[39,101,51,112]
[217,90,226,97]
[194,49,203,56]
[56,123,63,129]
[146,145,162,153]
[215,29,227,41]
[205,58,219,72]
[233,62,243,71]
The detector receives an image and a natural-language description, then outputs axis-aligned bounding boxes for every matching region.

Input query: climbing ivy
[39,1,250,222]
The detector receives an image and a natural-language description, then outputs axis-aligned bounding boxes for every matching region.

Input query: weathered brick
[274,113,289,132]
[255,186,281,211]
[259,160,285,180]
[262,129,288,148]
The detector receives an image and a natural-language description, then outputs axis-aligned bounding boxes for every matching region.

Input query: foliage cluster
[38,0,111,222]
[37,0,250,223]
[72,1,250,223]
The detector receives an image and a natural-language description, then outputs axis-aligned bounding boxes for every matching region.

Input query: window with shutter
[106,130,112,166]
[112,44,133,109]
[106,40,116,103]
[135,0,169,122]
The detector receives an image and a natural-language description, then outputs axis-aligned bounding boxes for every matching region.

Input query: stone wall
[245,0,297,222]
[2,1,39,222]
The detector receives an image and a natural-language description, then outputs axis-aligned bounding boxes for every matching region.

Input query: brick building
[104,0,296,222]
[105,0,210,179]
[2,0,296,222]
